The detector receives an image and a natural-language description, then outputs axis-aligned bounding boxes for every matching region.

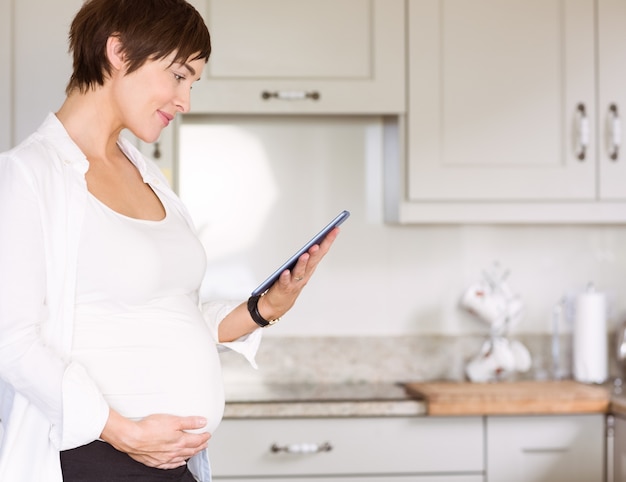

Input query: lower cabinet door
[214,477,483,482]
[614,415,626,482]
[209,416,484,479]
[487,414,604,482]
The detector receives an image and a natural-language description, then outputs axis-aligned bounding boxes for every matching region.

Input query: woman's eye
[174,73,185,82]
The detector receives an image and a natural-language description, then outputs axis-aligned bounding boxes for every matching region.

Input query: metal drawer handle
[608,103,621,161]
[522,447,569,454]
[575,103,589,161]
[270,442,332,454]
[261,90,320,101]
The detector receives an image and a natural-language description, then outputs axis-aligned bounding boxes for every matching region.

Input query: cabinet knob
[270,442,332,454]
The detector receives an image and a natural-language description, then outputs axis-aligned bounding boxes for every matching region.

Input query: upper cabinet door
[407,0,596,202]
[598,0,626,200]
[186,0,405,114]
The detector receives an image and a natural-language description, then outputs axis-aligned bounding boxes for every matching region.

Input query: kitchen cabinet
[486,414,605,482]
[184,0,405,114]
[209,478,481,482]
[386,0,626,223]
[615,415,626,482]
[208,417,484,481]
[597,0,626,200]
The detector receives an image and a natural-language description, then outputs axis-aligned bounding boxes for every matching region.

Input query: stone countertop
[223,380,622,419]
[223,382,426,418]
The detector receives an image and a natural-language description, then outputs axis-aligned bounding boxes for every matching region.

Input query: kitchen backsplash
[219,334,625,387]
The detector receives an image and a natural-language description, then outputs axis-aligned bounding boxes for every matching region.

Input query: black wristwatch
[247,294,280,327]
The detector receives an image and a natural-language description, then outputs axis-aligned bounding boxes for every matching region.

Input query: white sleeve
[0,155,65,443]
[0,154,108,449]
[200,301,263,369]
[61,364,110,450]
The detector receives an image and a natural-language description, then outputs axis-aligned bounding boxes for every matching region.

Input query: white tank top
[72,190,223,433]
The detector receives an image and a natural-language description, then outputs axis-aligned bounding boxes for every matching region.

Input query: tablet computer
[251,210,350,296]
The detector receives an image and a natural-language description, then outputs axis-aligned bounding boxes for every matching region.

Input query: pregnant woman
[0,1,338,481]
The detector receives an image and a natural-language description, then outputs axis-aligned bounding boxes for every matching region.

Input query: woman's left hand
[257,226,340,321]
[217,227,340,342]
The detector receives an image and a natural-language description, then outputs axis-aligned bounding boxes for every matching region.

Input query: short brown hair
[66,0,211,94]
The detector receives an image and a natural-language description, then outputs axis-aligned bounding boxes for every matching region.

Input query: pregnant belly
[72,297,224,433]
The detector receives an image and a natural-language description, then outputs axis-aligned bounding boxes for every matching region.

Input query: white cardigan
[0,114,260,481]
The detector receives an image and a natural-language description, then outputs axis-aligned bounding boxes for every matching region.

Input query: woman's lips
[157,110,174,127]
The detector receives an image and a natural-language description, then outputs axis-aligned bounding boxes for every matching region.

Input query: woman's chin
[138,132,161,144]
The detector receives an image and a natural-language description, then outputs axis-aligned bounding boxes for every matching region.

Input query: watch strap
[247,294,279,327]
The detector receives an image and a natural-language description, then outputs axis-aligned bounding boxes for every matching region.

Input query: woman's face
[112,51,206,143]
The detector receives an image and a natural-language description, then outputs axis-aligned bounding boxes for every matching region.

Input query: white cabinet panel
[209,417,484,478]
[614,415,626,482]
[206,0,370,79]
[218,477,483,482]
[487,414,604,482]
[386,0,626,223]
[407,0,595,202]
[598,0,626,200]
[186,0,405,114]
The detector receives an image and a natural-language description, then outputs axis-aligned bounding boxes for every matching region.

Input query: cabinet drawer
[217,477,484,482]
[487,414,604,482]
[209,417,484,477]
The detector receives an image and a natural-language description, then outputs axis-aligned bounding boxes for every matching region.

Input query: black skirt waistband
[60,440,197,482]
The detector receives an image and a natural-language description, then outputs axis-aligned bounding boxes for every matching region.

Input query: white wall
[178,115,626,338]
[11,0,82,146]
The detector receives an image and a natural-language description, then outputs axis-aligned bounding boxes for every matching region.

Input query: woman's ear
[106,35,126,72]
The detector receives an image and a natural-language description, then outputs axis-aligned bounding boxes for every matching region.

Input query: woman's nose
[175,89,191,113]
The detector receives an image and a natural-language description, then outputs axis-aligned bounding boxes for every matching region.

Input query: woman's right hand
[100,409,211,469]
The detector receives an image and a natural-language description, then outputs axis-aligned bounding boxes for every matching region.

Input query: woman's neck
[55,88,123,161]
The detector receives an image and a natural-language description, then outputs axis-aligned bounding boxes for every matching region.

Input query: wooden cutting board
[403,380,610,415]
